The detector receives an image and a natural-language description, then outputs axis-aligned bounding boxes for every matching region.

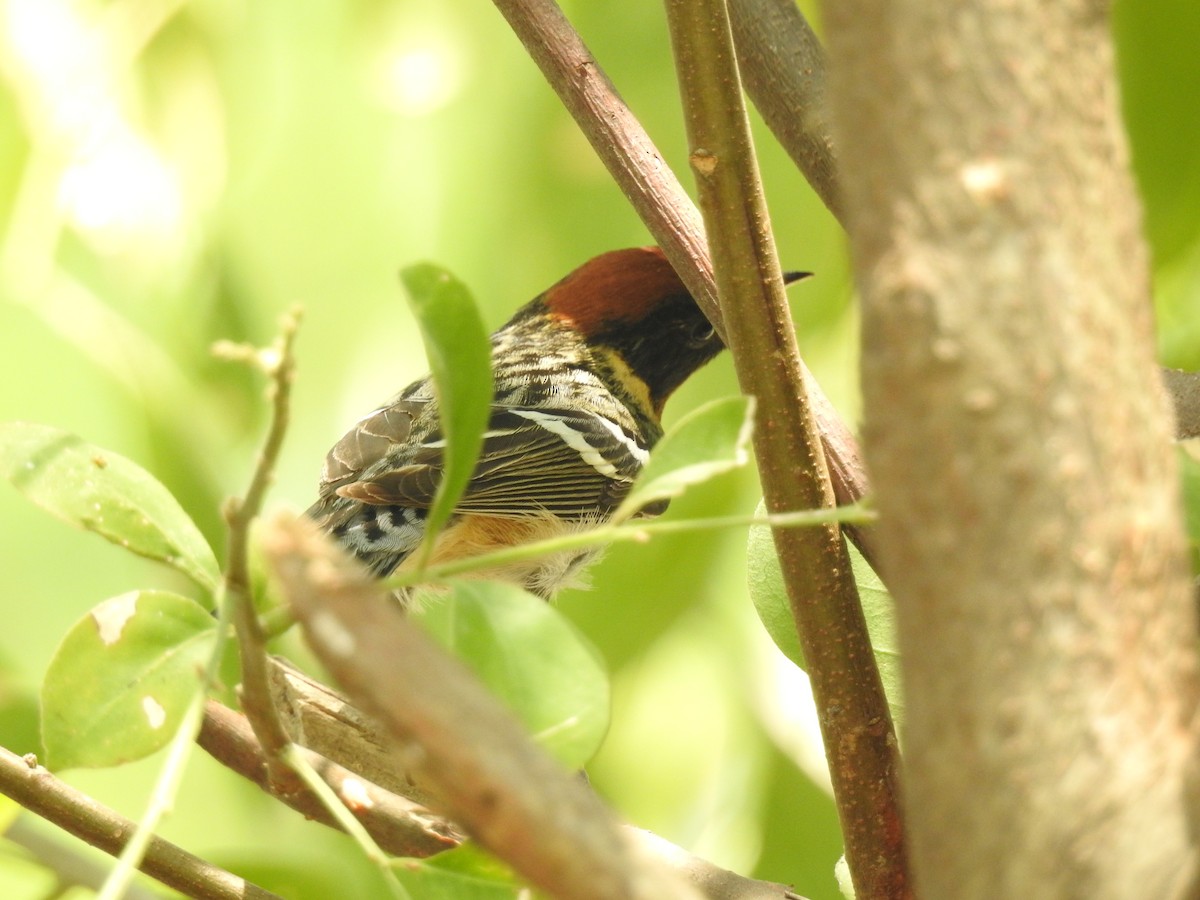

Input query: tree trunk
[820,0,1200,896]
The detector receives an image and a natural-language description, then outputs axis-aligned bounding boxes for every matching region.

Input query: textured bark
[821,0,1200,897]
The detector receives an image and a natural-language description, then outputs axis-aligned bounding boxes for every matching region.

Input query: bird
[306,246,804,601]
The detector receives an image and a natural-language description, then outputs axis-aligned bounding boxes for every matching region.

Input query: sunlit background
[0,1,1196,897]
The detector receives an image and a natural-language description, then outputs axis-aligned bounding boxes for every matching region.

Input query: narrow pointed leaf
[748,513,904,725]
[0,422,220,595]
[615,395,755,522]
[413,581,610,768]
[41,590,216,769]
[400,265,493,560]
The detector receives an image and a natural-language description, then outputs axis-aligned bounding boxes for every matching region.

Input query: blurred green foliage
[0,0,1196,898]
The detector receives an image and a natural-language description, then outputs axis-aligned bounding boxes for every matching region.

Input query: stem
[662,1,909,896]
[219,310,304,793]
[95,695,206,900]
[727,0,842,222]
[387,505,871,589]
[281,744,412,900]
[94,512,242,898]
[0,747,281,900]
[197,700,463,858]
[265,513,706,900]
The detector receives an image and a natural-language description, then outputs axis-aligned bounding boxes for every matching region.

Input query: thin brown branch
[197,700,463,858]
[0,745,283,900]
[266,656,436,805]
[211,639,809,899]
[489,0,880,571]
[6,819,162,900]
[728,0,841,222]
[262,511,706,900]
[492,0,712,315]
[663,1,909,897]
[215,309,304,794]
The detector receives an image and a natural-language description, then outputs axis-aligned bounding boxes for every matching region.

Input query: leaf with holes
[41,590,216,770]
[0,422,220,596]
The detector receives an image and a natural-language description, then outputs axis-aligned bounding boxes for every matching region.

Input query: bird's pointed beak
[782,270,814,286]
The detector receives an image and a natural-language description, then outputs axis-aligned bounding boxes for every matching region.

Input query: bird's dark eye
[687,320,716,348]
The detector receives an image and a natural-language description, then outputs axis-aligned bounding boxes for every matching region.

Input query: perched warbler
[307,246,801,599]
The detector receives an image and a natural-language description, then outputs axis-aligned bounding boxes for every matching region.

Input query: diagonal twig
[197,700,463,858]
[214,310,305,795]
[200,692,810,899]
[0,745,282,900]
[728,0,842,222]
[262,511,706,900]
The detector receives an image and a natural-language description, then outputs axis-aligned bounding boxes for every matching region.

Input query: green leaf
[747,513,904,726]
[615,395,755,522]
[41,590,216,769]
[0,795,19,834]
[747,518,804,667]
[209,854,426,900]
[0,655,42,759]
[400,264,493,563]
[0,422,220,595]
[413,581,610,768]
[849,544,904,726]
[396,843,523,899]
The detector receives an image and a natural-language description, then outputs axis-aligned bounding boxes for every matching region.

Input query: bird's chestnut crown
[542,246,696,336]
[540,247,723,409]
[527,246,808,413]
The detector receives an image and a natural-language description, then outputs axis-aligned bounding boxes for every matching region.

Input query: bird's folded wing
[337,405,650,518]
[318,399,427,493]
